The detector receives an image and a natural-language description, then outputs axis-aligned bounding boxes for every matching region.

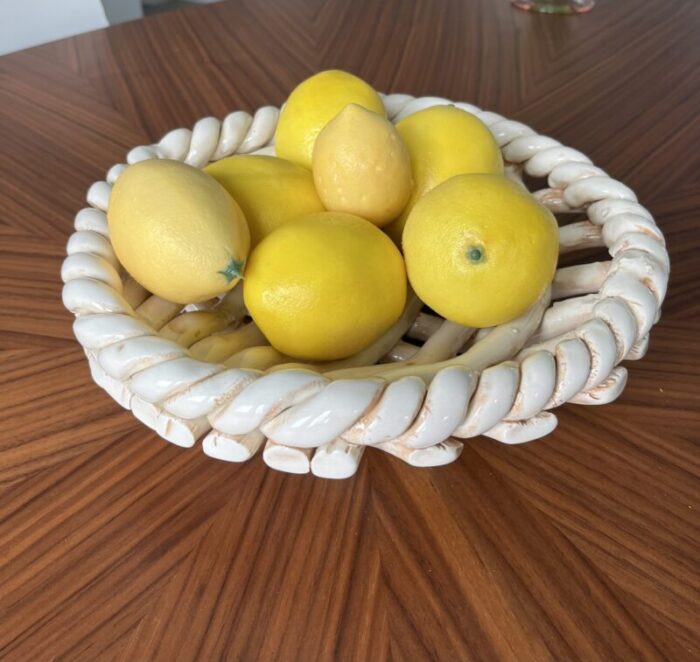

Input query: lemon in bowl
[244,211,407,361]
[312,104,412,227]
[386,105,504,242]
[107,159,250,304]
[402,173,559,327]
[275,69,386,169]
[205,155,324,248]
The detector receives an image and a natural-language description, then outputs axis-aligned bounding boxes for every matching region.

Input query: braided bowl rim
[60,93,669,478]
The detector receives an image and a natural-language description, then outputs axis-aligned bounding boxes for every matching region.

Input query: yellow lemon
[275,70,386,169]
[244,212,406,360]
[312,104,412,227]
[403,174,558,327]
[108,159,250,304]
[387,105,504,242]
[205,155,324,247]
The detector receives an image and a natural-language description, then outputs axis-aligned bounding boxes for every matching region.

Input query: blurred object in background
[0,0,145,55]
[0,0,223,56]
[144,0,221,3]
[101,0,143,23]
[143,0,221,9]
[511,0,595,13]
[0,0,109,55]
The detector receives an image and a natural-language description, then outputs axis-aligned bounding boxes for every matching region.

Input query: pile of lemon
[109,70,558,362]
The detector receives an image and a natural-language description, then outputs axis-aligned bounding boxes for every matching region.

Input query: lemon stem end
[467,245,486,264]
[219,257,245,283]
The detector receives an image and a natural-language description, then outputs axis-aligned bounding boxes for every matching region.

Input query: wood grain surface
[1,0,699,660]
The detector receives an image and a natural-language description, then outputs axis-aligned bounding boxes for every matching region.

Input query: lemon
[108,159,250,304]
[244,212,406,361]
[403,174,558,327]
[312,104,412,227]
[387,105,503,242]
[275,70,386,169]
[205,155,324,247]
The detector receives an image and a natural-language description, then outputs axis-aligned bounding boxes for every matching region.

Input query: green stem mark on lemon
[467,245,486,264]
[107,159,250,304]
[403,173,559,328]
[219,258,246,283]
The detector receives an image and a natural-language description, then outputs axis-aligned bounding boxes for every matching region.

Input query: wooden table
[1,1,698,659]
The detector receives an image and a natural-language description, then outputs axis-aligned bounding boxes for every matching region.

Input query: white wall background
[0,0,146,56]
[0,0,225,56]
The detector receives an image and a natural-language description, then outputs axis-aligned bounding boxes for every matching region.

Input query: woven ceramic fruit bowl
[61,93,669,479]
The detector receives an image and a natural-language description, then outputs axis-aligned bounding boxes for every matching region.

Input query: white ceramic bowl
[61,94,669,478]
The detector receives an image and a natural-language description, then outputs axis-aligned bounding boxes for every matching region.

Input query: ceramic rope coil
[61,93,669,479]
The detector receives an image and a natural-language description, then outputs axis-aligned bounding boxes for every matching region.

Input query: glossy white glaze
[507,351,556,421]
[311,440,364,479]
[485,412,559,445]
[394,367,476,449]
[453,363,520,438]
[262,440,312,474]
[341,376,426,445]
[261,379,384,448]
[203,429,264,463]
[212,370,327,436]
